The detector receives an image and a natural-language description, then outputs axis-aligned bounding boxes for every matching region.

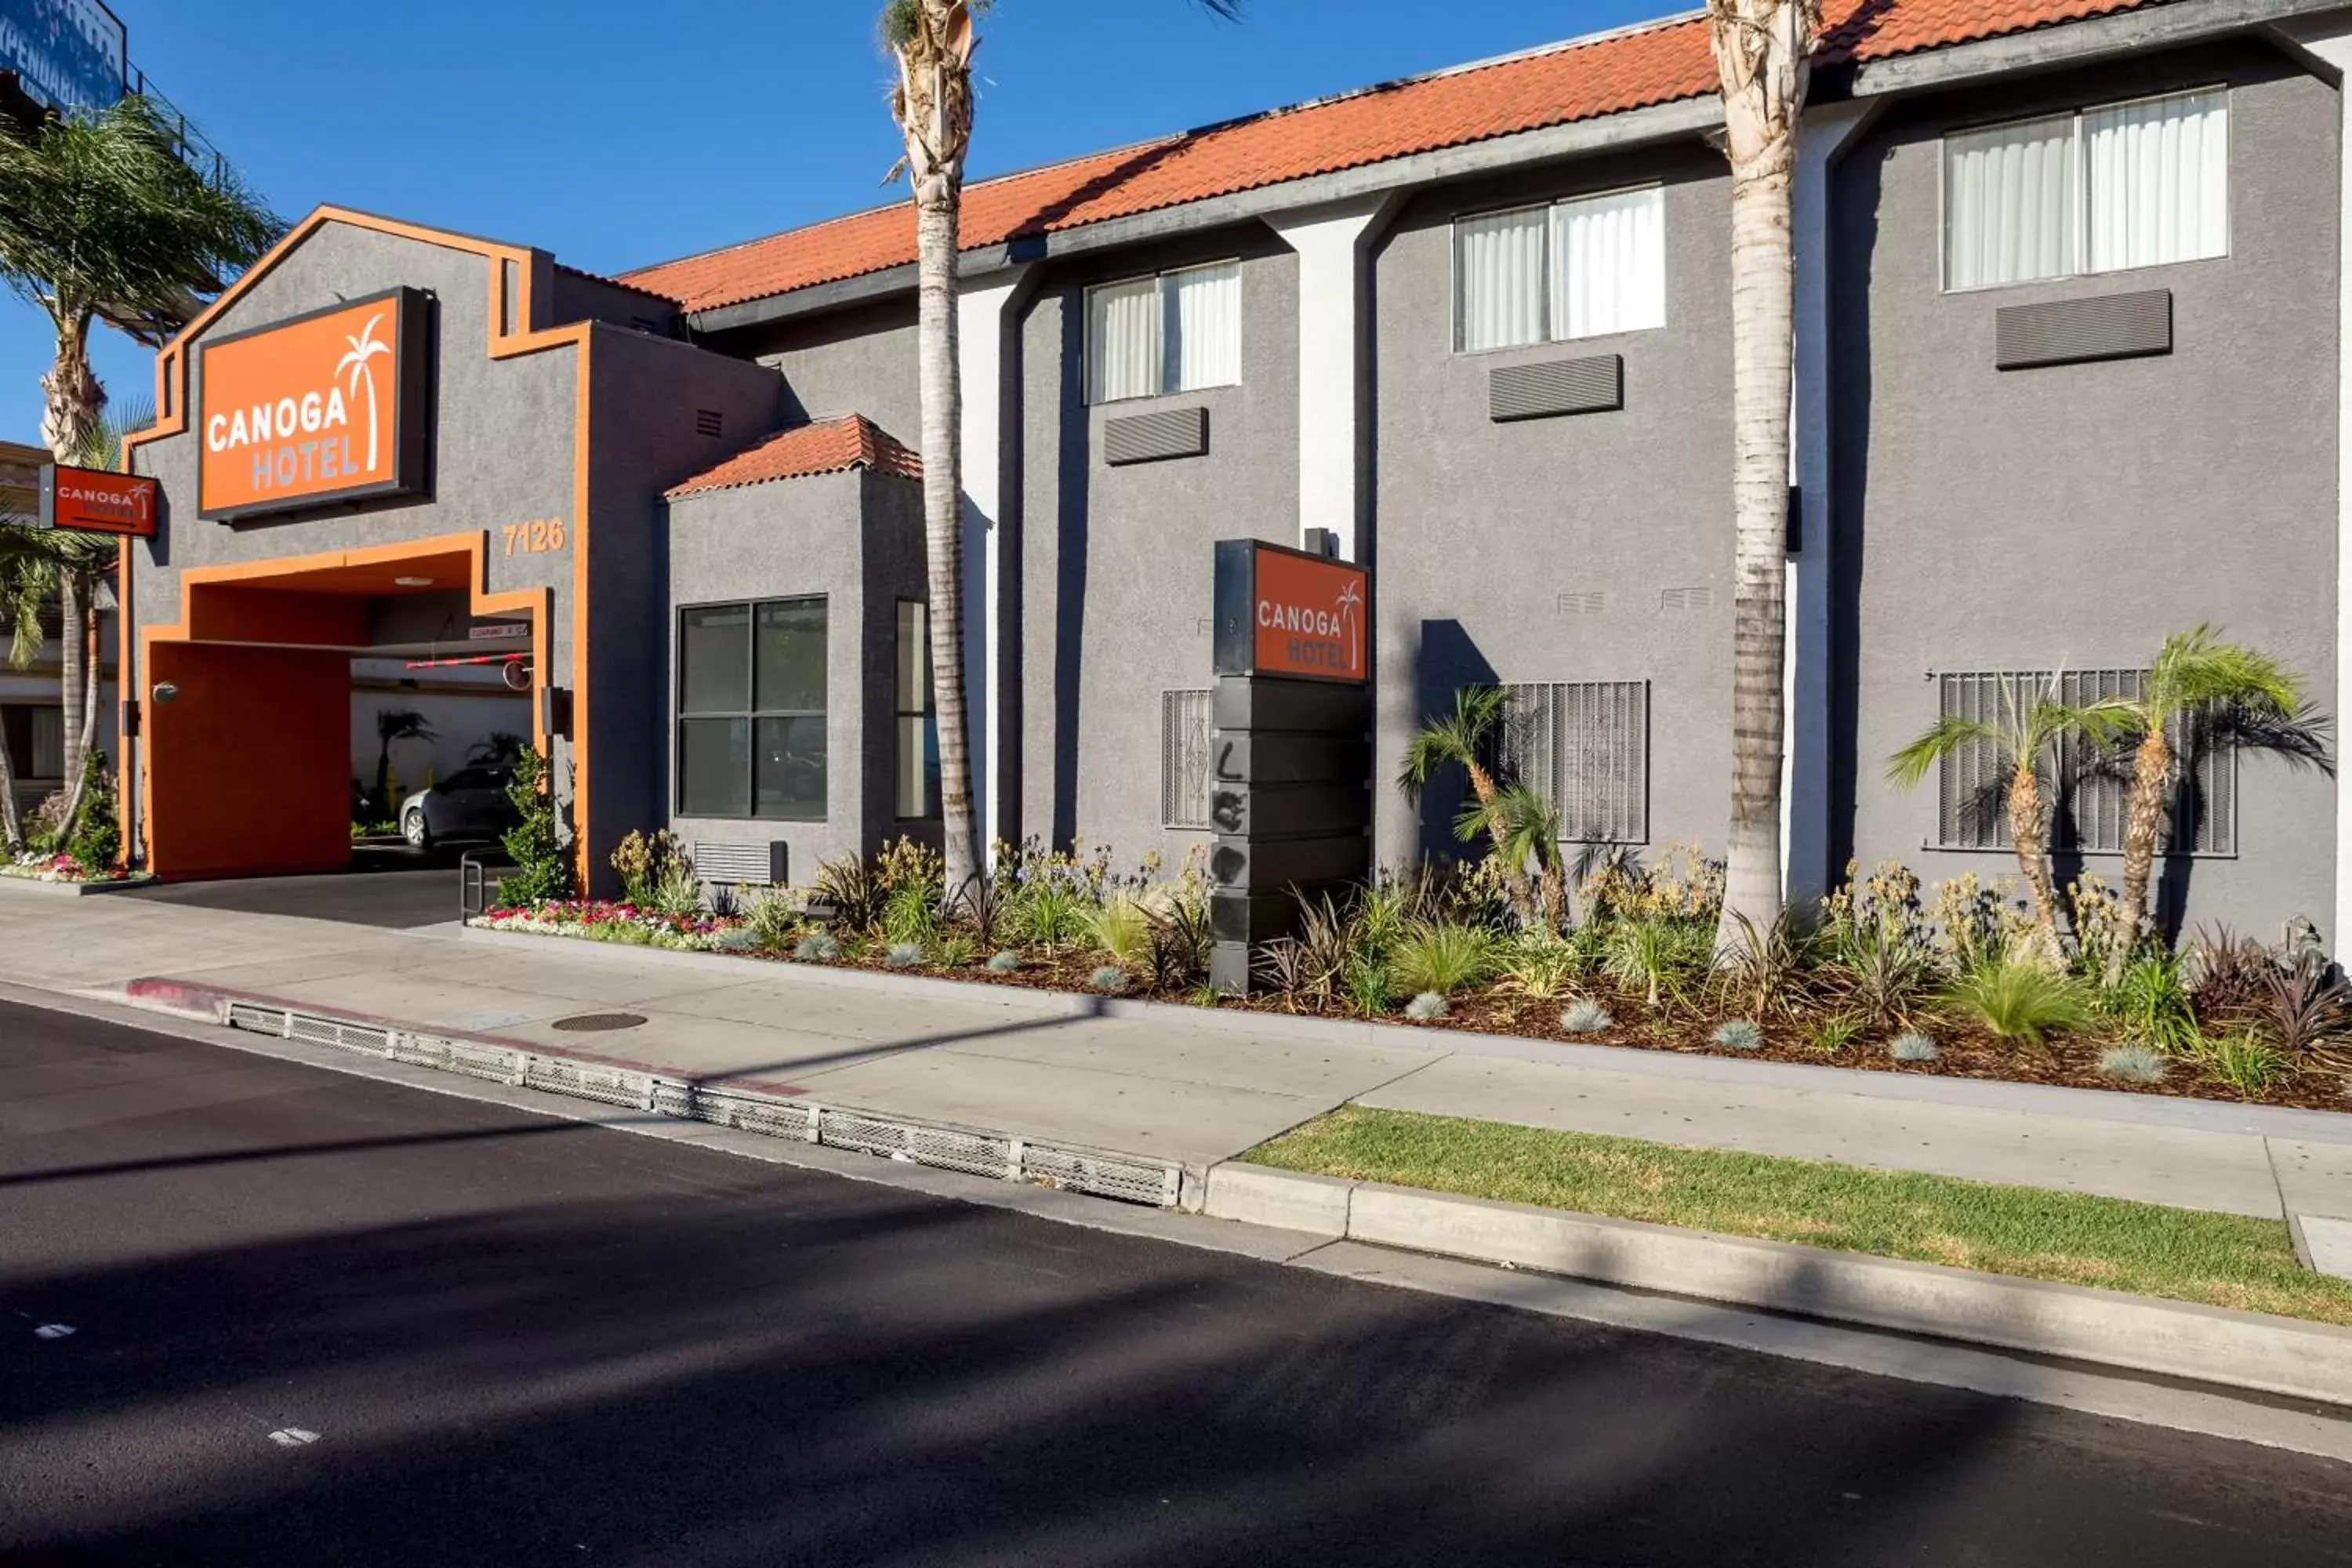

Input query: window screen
[1932,670,2234,855]
[677,597,827,822]
[1161,688,1212,829]
[1495,681,1649,844]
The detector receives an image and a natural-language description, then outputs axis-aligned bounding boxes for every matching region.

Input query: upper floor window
[1944,87,2228,292]
[1085,261,1241,404]
[1454,185,1666,353]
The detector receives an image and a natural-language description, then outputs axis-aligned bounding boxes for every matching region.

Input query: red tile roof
[622,0,2165,315]
[665,415,921,499]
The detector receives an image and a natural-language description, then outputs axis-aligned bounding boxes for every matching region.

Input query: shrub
[1392,921,1497,996]
[1500,938,1581,999]
[1808,1011,1865,1054]
[1080,897,1153,966]
[1889,1031,1940,1063]
[648,862,703,920]
[743,890,803,951]
[1711,1019,1763,1051]
[1405,991,1449,1022]
[2190,1031,2290,1098]
[2259,952,2351,1057]
[934,933,978,968]
[814,855,886,935]
[1344,959,1395,1017]
[1827,910,1940,1031]
[884,942,926,968]
[1560,997,1613,1035]
[1090,964,1130,994]
[2097,1044,2169,1084]
[611,829,686,907]
[1018,880,1088,949]
[2101,950,2198,1053]
[1145,896,1214,990]
[65,751,119,876]
[496,747,574,907]
[716,926,760,953]
[1602,916,1712,1011]
[986,950,1022,973]
[2184,924,2276,1025]
[1940,958,2094,1046]
[882,883,945,948]
[794,931,841,962]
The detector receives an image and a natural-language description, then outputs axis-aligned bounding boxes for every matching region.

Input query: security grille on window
[895,601,939,819]
[1455,185,1666,352]
[1161,688,1213,829]
[1944,87,2228,291]
[677,597,827,821]
[1932,670,2234,855]
[1495,681,1649,844]
[1085,261,1241,404]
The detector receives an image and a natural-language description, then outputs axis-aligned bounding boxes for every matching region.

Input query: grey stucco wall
[128,221,583,837]
[666,467,926,882]
[718,298,926,450]
[1370,145,1736,873]
[1016,227,1301,869]
[551,268,682,337]
[1829,42,2340,942]
[584,328,782,887]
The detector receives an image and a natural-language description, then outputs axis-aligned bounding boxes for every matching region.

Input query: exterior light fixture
[393,575,434,587]
[151,682,179,705]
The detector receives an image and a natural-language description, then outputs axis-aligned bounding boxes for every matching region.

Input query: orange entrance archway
[134,532,550,880]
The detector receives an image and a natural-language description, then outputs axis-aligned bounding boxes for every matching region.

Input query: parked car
[399,767,520,850]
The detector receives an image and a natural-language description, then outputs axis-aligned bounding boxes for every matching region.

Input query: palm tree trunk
[0,715,21,852]
[2005,762,2065,966]
[1463,758,1536,919]
[56,572,85,790]
[53,622,100,846]
[916,182,978,908]
[40,313,103,466]
[2114,722,2170,975]
[1710,0,1816,954]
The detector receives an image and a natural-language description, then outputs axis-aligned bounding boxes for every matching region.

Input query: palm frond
[1886,713,2002,789]
[1397,685,1507,803]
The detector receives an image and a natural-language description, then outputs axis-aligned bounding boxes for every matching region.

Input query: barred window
[1496,681,1649,844]
[1161,688,1213,829]
[1933,670,2234,855]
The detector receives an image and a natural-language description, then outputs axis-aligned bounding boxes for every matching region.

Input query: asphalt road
[5,1000,2350,1567]
[117,844,493,929]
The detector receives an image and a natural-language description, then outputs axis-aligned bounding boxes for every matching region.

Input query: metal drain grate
[550,1012,648,1033]
[1022,1145,1183,1207]
[523,1056,653,1109]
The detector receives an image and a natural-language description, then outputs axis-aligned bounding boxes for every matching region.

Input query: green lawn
[1245,1106,2352,1327]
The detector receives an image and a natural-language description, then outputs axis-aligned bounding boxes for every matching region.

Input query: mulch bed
[647,936,2352,1116]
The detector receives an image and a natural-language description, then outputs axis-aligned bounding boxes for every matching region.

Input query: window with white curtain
[1084,261,1240,403]
[1455,185,1666,352]
[1944,87,2228,291]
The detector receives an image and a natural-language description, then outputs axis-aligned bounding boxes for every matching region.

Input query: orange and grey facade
[116,0,2352,942]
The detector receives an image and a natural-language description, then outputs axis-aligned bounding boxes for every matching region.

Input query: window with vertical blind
[1930,670,2234,855]
[1944,87,2228,291]
[1455,185,1666,352]
[30,706,63,779]
[1494,681,1650,844]
[895,601,938,819]
[1084,261,1241,404]
[1160,688,1212,829]
[677,597,828,821]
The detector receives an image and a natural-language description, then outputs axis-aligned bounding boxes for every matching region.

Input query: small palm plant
[1399,685,1534,920]
[1888,673,2132,965]
[1462,782,1567,931]
[373,709,437,819]
[2108,628,2320,973]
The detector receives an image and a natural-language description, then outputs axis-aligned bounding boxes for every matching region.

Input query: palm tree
[0,538,46,851]
[2109,628,2321,971]
[336,313,390,472]
[1480,782,1567,932]
[374,710,437,820]
[1398,684,1535,920]
[880,0,1239,908]
[0,95,277,463]
[1705,0,1824,956]
[1888,673,2134,965]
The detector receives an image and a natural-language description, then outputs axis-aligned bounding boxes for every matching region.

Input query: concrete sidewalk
[4,880,2350,1227]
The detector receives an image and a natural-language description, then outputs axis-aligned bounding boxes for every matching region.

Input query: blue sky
[1,0,1662,445]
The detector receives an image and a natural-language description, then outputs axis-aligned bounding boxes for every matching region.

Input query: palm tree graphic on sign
[335,313,390,474]
[1335,578,1363,670]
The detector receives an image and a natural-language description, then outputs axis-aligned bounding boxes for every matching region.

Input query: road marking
[268,1428,321,1446]
[33,1323,75,1339]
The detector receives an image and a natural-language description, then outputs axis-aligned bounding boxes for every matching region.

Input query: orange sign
[197,288,428,521]
[1215,539,1368,682]
[40,463,158,538]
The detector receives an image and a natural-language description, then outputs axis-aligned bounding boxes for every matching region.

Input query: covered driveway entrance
[133,535,548,884]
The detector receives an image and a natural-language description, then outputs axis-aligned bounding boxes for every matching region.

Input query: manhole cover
[550,1012,648,1033]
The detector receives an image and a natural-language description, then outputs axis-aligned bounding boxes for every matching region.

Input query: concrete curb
[450,920,2352,1145]
[0,874,157,898]
[1202,1162,2352,1407]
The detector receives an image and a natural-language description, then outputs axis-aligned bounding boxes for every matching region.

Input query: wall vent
[695,408,725,438]
[1555,591,1606,617]
[1995,289,2172,371]
[692,840,787,886]
[1491,354,1623,422]
[1104,405,1210,466]
[1659,586,1713,612]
